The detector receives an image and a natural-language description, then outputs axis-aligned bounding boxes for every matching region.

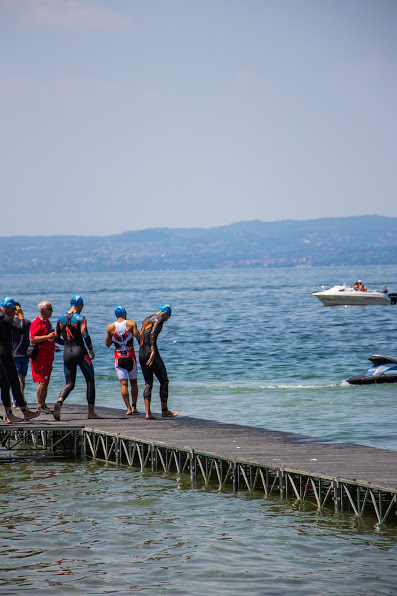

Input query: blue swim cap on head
[159,304,172,317]
[1,297,16,308]
[70,295,84,306]
[114,305,126,318]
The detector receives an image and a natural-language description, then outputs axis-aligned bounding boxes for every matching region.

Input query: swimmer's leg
[80,356,101,419]
[129,377,139,414]
[143,381,155,419]
[153,358,178,419]
[120,379,132,414]
[54,361,76,421]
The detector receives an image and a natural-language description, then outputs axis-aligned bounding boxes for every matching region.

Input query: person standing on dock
[12,301,31,399]
[139,304,177,420]
[54,295,100,421]
[106,305,141,416]
[29,301,56,414]
[0,297,40,423]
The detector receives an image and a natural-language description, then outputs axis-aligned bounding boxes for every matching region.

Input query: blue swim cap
[1,297,16,308]
[70,295,84,306]
[114,305,126,318]
[159,303,172,317]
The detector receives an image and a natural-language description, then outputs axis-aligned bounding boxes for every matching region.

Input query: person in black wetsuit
[0,297,40,423]
[54,295,100,421]
[0,360,11,418]
[12,301,31,398]
[139,303,177,420]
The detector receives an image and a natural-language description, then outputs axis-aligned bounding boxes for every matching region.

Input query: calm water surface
[1,266,397,594]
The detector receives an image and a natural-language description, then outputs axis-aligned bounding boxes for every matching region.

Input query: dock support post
[233,463,238,492]
[333,481,341,513]
[82,430,86,459]
[190,451,196,480]
[278,470,285,499]
[115,436,120,466]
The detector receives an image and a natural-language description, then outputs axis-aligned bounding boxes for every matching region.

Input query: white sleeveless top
[112,320,136,363]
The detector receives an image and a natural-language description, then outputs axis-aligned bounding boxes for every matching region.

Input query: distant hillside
[0,216,396,273]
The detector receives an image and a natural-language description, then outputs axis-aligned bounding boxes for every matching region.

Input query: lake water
[1,265,397,594]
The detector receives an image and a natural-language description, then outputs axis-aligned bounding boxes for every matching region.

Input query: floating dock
[1,404,396,525]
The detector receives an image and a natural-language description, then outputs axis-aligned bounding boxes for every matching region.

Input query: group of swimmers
[0,295,177,423]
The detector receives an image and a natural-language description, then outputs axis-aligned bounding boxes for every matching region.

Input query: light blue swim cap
[70,295,84,306]
[114,305,126,318]
[159,304,172,317]
[1,297,16,308]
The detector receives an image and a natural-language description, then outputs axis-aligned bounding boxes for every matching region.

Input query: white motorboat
[312,284,394,307]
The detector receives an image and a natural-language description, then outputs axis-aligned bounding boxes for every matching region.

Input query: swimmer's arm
[79,317,95,360]
[105,324,114,347]
[147,346,156,367]
[85,332,95,359]
[85,333,94,357]
[150,318,162,347]
[81,318,92,348]
[147,319,162,366]
[127,320,141,344]
[81,317,95,358]
[54,321,64,345]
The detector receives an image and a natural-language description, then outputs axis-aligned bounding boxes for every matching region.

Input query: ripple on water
[1,460,397,595]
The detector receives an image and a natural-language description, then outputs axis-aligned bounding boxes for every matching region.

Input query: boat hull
[313,285,391,307]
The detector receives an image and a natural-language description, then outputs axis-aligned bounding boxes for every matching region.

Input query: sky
[0,0,396,236]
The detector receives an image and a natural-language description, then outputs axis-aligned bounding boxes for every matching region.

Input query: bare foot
[126,410,133,416]
[162,410,178,418]
[87,411,102,419]
[53,401,62,421]
[131,407,139,415]
[146,414,157,420]
[6,412,24,423]
[23,409,41,421]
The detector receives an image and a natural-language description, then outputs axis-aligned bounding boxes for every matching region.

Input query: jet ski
[346,355,397,385]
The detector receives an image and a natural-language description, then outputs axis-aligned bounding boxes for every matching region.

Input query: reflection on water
[1,459,397,595]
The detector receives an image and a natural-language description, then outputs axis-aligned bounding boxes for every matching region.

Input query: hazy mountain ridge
[1,216,396,273]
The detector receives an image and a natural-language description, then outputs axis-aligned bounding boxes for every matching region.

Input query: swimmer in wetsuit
[54,295,100,421]
[139,303,177,420]
[105,305,141,415]
[0,297,40,423]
